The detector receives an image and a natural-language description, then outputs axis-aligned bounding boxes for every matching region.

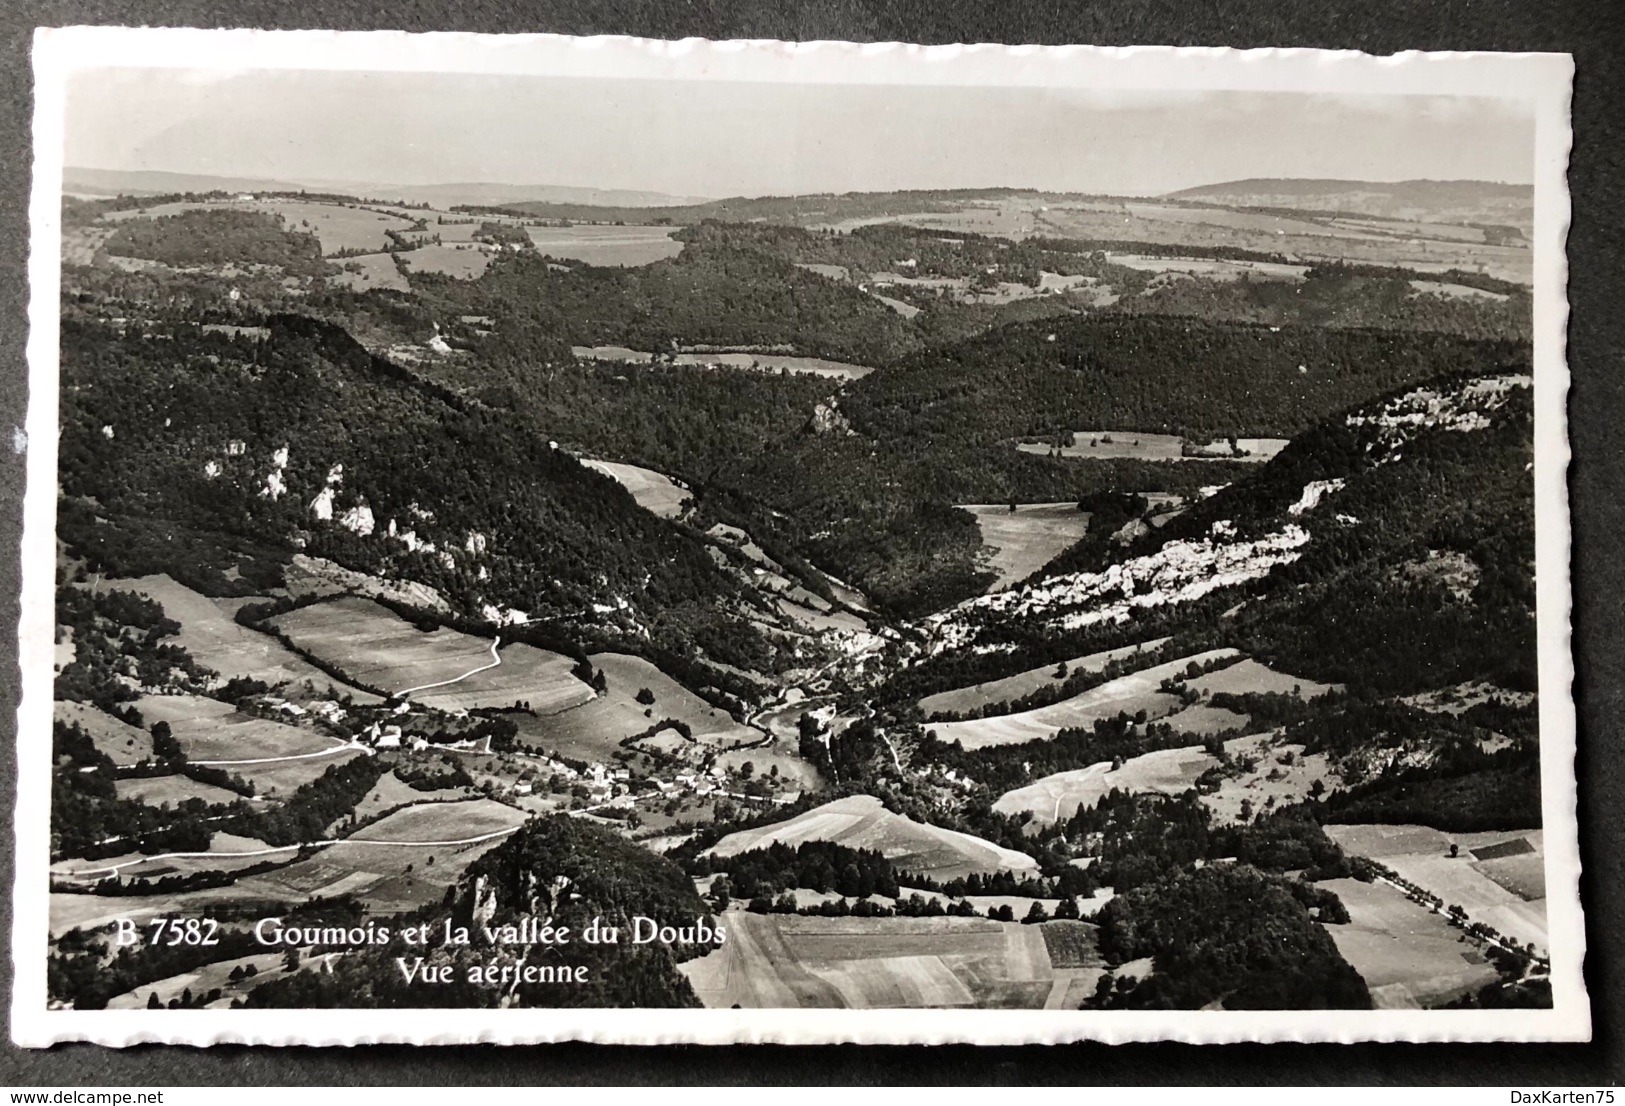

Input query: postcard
[14,27,1583,1045]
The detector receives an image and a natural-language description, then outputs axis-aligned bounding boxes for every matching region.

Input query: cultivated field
[918,638,1171,718]
[959,503,1092,591]
[1186,658,1340,698]
[224,834,512,915]
[514,652,759,761]
[525,225,683,266]
[1324,825,1548,952]
[682,912,1087,1008]
[581,460,689,519]
[1317,877,1500,1008]
[269,597,593,713]
[119,574,375,699]
[55,700,152,765]
[928,649,1237,750]
[113,774,243,808]
[994,745,1217,825]
[706,794,1038,881]
[346,798,529,844]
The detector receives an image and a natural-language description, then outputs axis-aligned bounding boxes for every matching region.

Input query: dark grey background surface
[0,0,1619,1086]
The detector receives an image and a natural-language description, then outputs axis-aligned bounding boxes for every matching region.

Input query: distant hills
[1165,178,1533,226]
[62,167,707,209]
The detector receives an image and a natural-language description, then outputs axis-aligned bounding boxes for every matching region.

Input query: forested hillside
[57,314,776,669]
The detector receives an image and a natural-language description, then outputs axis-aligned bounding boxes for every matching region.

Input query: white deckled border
[15,27,1582,1047]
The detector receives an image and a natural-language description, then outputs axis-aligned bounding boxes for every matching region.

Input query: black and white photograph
[11,28,1584,1046]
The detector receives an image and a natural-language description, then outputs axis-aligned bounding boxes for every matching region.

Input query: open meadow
[398,243,495,278]
[1018,431,1288,463]
[346,798,529,844]
[1317,876,1500,1008]
[928,648,1238,750]
[581,460,690,519]
[112,774,243,808]
[513,651,760,761]
[330,252,411,292]
[119,574,376,699]
[525,224,683,266]
[132,694,345,762]
[994,745,1217,825]
[919,638,1170,718]
[959,503,1092,591]
[55,700,152,765]
[706,794,1037,881]
[1187,657,1340,698]
[268,596,593,712]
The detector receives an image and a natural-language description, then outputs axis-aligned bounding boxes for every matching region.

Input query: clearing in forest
[582,460,689,519]
[959,503,1093,591]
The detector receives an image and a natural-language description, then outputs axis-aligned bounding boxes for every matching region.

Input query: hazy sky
[63,67,1535,198]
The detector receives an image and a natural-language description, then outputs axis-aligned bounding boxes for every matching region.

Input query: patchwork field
[918,638,1171,718]
[1186,658,1340,698]
[347,798,529,844]
[55,700,152,765]
[928,649,1238,750]
[222,834,512,914]
[706,795,1038,881]
[268,597,593,712]
[1324,825,1548,952]
[119,574,375,698]
[994,745,1217,825]
[582,460,689,519]
[682,913,1094,1009]
[1318,877,1500,1008]
[526,224,683,266]
[514,652,760,761]
[959,503,1092,591]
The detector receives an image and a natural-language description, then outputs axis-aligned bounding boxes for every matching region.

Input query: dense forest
[101,209,330,278]
[56,314,781,670]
